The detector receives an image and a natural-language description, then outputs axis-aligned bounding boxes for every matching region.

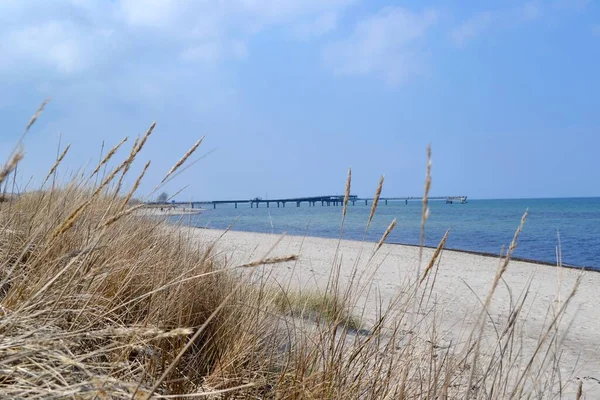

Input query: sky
[0,0,599,201]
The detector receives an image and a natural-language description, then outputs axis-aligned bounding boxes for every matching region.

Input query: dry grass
[0,105,583,398]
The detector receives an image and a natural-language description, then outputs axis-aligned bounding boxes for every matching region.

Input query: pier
[155,195,467,209]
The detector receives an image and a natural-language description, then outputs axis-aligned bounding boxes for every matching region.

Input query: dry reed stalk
[121,161,151,208]
[43,144,71,185]
[420,229,449,284]
[491,210,528,295]
[0,150,24,185]
[465,210,528,399]
[50,163,129,240]
[342,168,351,221]
[509,275,581,397]
[237,254,299,268]
[77,326,194,339]
[90,137,128,177]
[101,204,145,228]
[157,383,257,399]
[115,123,155,193]
[2,100,49,187]
[420,145,432,250]
[366,175,384,232]
[135,122,156,155]
[25,98,50,134]
[167,185,188,202]
[160,137,204,184]
[375,218,397,252]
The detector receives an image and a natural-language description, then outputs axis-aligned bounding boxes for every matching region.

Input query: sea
[174,198,600,270]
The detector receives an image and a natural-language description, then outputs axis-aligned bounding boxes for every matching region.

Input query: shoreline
[387,241,592,271]
[191,225,595,271]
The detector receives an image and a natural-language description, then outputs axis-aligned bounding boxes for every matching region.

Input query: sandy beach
[137,207,203,217]
[187,227,600,396]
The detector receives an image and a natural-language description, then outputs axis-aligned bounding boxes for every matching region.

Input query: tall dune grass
[0,105,583,398]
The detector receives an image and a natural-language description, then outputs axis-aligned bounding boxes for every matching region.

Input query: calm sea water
[175,198,600,270]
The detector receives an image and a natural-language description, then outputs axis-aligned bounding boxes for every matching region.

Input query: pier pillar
[213,203,216,209]
[296,201,300,207]
[321,201,324,206]
[251,202,253,208]
[352,200,355,206]
[267,202,270,208]
[277,202,280,208]
[235,203,237,209]
[365,199,368,206]
[283,202,286,208]
[405,199,408,205]
[385,199,388,205]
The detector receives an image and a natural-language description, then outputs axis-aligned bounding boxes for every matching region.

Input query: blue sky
[0,0,598,200]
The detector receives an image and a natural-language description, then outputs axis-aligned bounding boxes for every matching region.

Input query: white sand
[186,228,600,396]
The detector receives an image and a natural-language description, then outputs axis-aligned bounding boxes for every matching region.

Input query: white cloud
[0,0,357,78]
[322,7,438,85]
[0,20,101,75]
[521,1,543,21]
[180,40,248,62]
[292,12,339,39]
[116,0,356,37]
[552,0,590,11]
[450,11,493,47]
